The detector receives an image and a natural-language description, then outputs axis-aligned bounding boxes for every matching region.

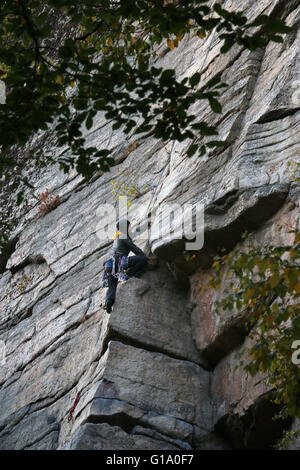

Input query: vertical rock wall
[0,0,299,449]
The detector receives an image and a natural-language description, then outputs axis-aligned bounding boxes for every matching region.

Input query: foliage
[183,250,196,262]
[17,275,32,292]
[0,2,298,447]
[0,223,13,270]
[0,0,292,185]
[0,0,292,257]
[111,168,141,207]
[276,428,300,450]
[38,188,61,216]
[210,228,300,447]
[288,160,300,183]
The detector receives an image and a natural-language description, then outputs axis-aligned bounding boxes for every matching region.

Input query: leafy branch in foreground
[210,228,300,448]
[0,1,293,259]
[0,0,292,183]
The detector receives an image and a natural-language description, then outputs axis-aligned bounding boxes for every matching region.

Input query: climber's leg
[104,268,118,313]
[126,255,148,278]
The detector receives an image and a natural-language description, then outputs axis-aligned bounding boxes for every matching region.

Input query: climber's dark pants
[126,255,148,278]
[105,255,147,304]
[106,272,118,304]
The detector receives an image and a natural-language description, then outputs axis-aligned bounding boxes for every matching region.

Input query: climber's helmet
[116,218,130,234]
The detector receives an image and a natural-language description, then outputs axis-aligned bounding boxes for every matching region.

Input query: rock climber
[103,218,148,313]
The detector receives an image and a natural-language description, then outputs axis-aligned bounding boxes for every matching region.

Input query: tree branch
[17,0,40,70]
[74,20,108,41]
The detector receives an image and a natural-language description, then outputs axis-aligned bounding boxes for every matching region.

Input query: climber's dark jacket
[105,232,147,306]
[111,232,146,259]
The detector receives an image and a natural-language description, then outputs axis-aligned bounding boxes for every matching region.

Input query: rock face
[63,339,212,450]
[190,193,300,367]
[0,0,299,450]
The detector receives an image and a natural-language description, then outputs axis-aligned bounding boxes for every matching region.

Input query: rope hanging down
[136,140,176,233]
[136,27,217,233]
[197,27,217,82]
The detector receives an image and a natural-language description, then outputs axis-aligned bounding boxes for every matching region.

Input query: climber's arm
[124,238,147,257]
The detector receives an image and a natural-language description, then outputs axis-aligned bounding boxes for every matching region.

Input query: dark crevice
[84,409,187,450]
[9,254,46,275]
[23,429,60,450]
[154,183,290,273]
[268,0,300,24]
[214,397,292,450]
[205,190,240,215]
[73,181,88,193]
[257,107,300,124]
[200,318,247,370]
[102,328,209,370]
[86,411,139,435]
[195,431,232,450]
[5,305,34,331]
[213,189,240,208]
[0,236,18,274]
[201,293,277,370]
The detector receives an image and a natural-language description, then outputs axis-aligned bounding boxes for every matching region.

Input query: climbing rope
[67,392,80,422]
[106,124,114,149]
[197,27,217,83]
[136,140,176,232]
[136,28,217,232]
[146,141,176,213]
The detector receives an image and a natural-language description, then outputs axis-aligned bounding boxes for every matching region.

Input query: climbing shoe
[104,300,113,313]
[119,273,130,283]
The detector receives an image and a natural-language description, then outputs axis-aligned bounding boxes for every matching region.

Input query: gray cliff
[0,0,299,450]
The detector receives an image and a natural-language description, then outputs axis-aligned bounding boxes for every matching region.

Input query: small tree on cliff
[210,228,300,448]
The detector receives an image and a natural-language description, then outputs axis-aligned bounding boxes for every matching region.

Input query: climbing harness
[99,259,112,287]
[68,392,80,422]
[99,252,130,288]
[118,255,130,281]
[99,255,129,286]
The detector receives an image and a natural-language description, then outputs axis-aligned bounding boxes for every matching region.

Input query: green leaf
[187,144,198,157]
[264,19,292,34]
[209,97,222,113]
[206,140,226,148]
[214,4,229,19]
[17,191,24,205]
[220,36,235,53]
[206,75,221,89]
[86,114,94,130]
[250,15,269,27]
[189,72,201,88]
[247,362,259,377]
[269,35,284,43]
[36,12,49,25]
